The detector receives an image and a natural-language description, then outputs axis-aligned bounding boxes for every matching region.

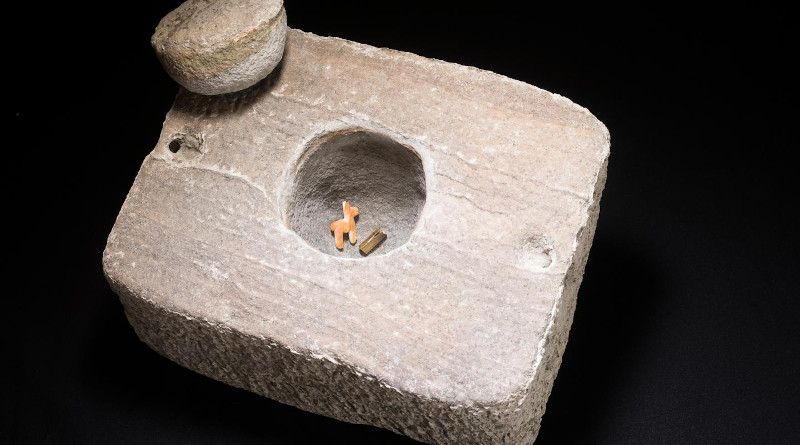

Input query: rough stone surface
[104,29,610,444]
[151,0,287,95]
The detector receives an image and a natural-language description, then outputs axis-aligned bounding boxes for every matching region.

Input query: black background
[6,2,799,443]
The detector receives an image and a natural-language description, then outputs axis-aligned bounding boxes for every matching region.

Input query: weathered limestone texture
[104,29,610,444]
[151,0,287,95]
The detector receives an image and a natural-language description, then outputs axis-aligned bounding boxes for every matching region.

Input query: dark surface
[6,2,798,444]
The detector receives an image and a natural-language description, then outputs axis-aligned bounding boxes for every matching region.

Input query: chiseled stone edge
[105,275,509,443]
[512,154,609,443]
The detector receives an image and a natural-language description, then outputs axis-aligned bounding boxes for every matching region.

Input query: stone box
[103,29,610,444]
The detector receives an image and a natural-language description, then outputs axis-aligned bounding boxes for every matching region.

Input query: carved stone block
[104,29,609,444]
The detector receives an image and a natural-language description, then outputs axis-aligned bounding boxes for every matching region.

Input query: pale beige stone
[104,29,610,444]
[151,0,287,95]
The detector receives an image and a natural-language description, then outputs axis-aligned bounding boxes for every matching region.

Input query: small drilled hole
[168,140,181,153]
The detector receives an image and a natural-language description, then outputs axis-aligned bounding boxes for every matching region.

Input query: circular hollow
[288,129,426,258]
[519,235,555,270]
[168,140,182,153]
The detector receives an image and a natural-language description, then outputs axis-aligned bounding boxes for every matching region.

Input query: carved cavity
[166,132,204,162]
[519,235,555,270]
[287,129,426,258]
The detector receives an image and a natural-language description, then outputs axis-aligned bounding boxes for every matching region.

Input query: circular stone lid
[152,0,287,95]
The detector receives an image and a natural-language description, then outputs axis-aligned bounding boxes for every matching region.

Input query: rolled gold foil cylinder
[359,228,387,255]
